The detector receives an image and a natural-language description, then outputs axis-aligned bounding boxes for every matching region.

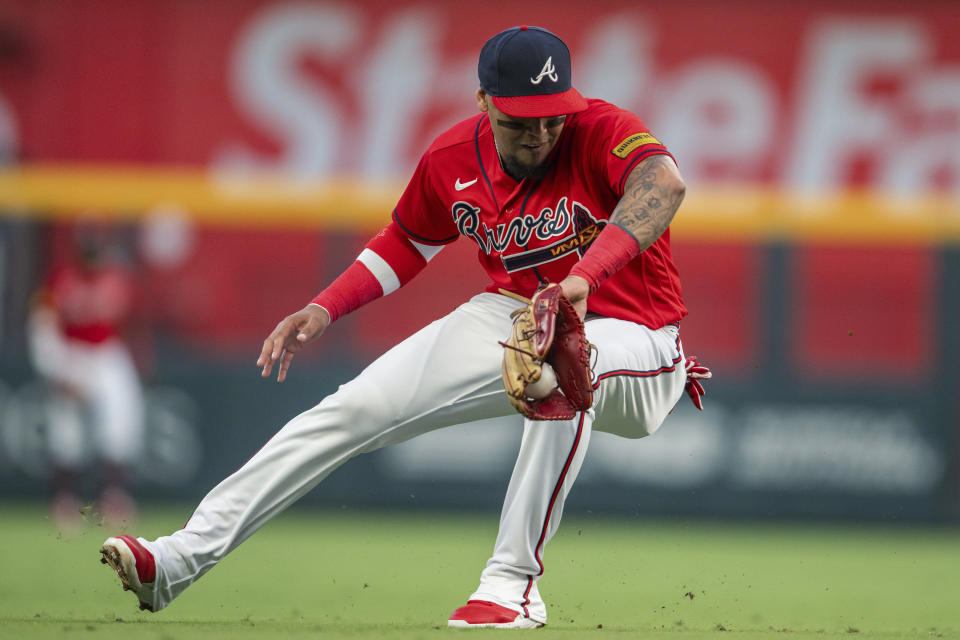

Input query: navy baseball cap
[479,25,588,118]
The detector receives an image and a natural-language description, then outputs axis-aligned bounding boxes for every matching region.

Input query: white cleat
[448,600,544,628]
[100,535,156,612]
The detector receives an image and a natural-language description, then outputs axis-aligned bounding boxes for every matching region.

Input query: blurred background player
[27,223,145,532]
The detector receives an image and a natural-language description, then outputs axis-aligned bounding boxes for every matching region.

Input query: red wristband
[309,222,432,322]
[310,261,382,323]
[568,224,640,294]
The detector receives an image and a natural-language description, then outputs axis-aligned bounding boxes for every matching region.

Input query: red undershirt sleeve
[567,223,641,294]
[310,221,443,322]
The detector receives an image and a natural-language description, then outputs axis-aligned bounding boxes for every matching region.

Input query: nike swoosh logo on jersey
[455,177,478,191]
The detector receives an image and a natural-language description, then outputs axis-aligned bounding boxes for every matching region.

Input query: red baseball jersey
[47,262,134,344]
[394,98,687,329]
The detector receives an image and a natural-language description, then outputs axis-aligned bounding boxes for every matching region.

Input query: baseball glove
[499,284,594,421]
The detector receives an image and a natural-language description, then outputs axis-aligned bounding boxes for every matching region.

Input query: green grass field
[1,502,958,639]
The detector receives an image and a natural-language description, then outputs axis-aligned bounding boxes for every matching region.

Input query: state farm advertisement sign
[0,0,958,194]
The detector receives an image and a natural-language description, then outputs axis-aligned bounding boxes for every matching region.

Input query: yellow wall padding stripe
[0,164,958,244]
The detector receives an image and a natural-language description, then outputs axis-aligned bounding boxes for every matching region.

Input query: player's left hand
[558,275,589,320]
[257,304,330,382]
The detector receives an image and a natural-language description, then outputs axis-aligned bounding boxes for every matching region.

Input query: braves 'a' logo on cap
[530,57,558,85]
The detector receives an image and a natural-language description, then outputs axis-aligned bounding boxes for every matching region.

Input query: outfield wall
[0,0,958,521]
[2,220,956,523]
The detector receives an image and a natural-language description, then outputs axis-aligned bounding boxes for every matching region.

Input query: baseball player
[100,25,708,628]
[29,229,144,531]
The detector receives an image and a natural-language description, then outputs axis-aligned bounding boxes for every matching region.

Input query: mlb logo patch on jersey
[611,132,660,158]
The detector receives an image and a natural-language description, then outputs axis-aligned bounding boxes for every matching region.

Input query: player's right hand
[257,304,331,382]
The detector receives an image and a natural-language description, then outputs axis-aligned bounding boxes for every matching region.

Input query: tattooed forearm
[610,155,686,250]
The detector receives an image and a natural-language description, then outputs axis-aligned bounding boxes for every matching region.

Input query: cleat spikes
[101,535,157,613]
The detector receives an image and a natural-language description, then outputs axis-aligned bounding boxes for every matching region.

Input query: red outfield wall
[0,1,958,519]
[0,0,957,373]
[2,0,959,190]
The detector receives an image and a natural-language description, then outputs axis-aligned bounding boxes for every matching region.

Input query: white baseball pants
[28,310,144,467]
[138,293,687,622]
